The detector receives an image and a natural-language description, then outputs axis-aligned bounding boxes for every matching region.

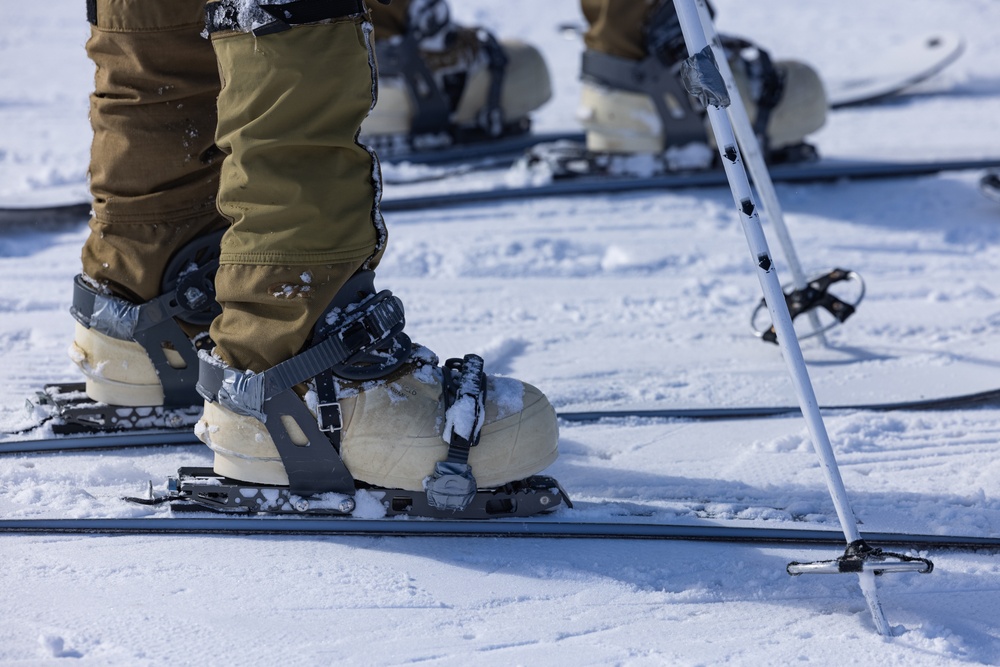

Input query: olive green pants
[581,0,660,61]
[83,0,385,373]
[368,0,410,38]
[373,0,655,60]
[83,0,227,306]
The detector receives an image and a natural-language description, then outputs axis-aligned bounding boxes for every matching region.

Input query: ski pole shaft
[692,0,828,347]
[672,0,891,636]
[672,0,859,545]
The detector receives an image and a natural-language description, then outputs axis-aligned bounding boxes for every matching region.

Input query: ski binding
[127,467,572,520]
[28,382,201,435]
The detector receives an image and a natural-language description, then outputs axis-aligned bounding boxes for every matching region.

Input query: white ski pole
[692,0,828,347]
[672,0,891,636]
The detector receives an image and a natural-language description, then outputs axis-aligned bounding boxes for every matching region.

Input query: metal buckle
[317,401,342,433]
[339,316,376,351]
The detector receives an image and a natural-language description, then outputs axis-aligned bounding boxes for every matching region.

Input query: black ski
[377,130,584,167]
[0,516,996,550]
[5,385,999,455]
[6,156,1000,226]
[0,430,199,453]
[558,386,1000,423]
[0,202,91,226]
[379,156,1000,212]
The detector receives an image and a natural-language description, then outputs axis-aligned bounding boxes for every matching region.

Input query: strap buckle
[317,401,342,433]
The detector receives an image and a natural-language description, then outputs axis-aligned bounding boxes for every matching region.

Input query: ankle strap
[197,288,405,420]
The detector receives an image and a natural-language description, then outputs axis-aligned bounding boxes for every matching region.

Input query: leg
[362,0,552,144]
[195,1,560,510]
[72,0,228,408]
[578,0,826,156]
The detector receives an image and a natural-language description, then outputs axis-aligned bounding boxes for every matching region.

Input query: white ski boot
[362,6,551,149]
[193,271,564,518]
[43,232,222,434]
[578,36,826,161]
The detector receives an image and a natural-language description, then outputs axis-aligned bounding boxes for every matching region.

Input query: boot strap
[196,289,405,421]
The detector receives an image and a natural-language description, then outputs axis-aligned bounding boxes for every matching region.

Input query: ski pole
[692,0,829,347]
[672,0,891,636]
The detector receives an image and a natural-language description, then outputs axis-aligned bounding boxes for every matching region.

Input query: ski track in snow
[2,0,1000,664]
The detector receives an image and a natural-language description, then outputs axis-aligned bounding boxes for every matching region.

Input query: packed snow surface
[2,1,1000,664]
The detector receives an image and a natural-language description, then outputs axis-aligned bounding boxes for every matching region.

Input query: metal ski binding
[127,467,571,519]
[786,539,933,576]
[751,268,865,343]
[28,382,203,435]
[128,467,358,515]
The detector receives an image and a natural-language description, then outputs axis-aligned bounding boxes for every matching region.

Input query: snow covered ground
[2,0,1000,664]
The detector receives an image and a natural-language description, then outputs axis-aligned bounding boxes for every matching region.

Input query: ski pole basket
[751,268,865,343]
[787,539,934,576]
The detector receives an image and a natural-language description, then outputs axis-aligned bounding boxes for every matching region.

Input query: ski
[0,202,91,226]
[6,155,1000,226]
[379,156,1000,212]
[376,130,584,167]
[0,429,200,453]
[0,515,995,549]
[558,386,1000,422]
[5,385,999,455]
[825,32,964,109]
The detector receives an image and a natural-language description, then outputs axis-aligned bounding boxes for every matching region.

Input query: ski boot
[566,4,826,178]
[33,231,224,434]
[146,270,568,519]
[362,0,552,157]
